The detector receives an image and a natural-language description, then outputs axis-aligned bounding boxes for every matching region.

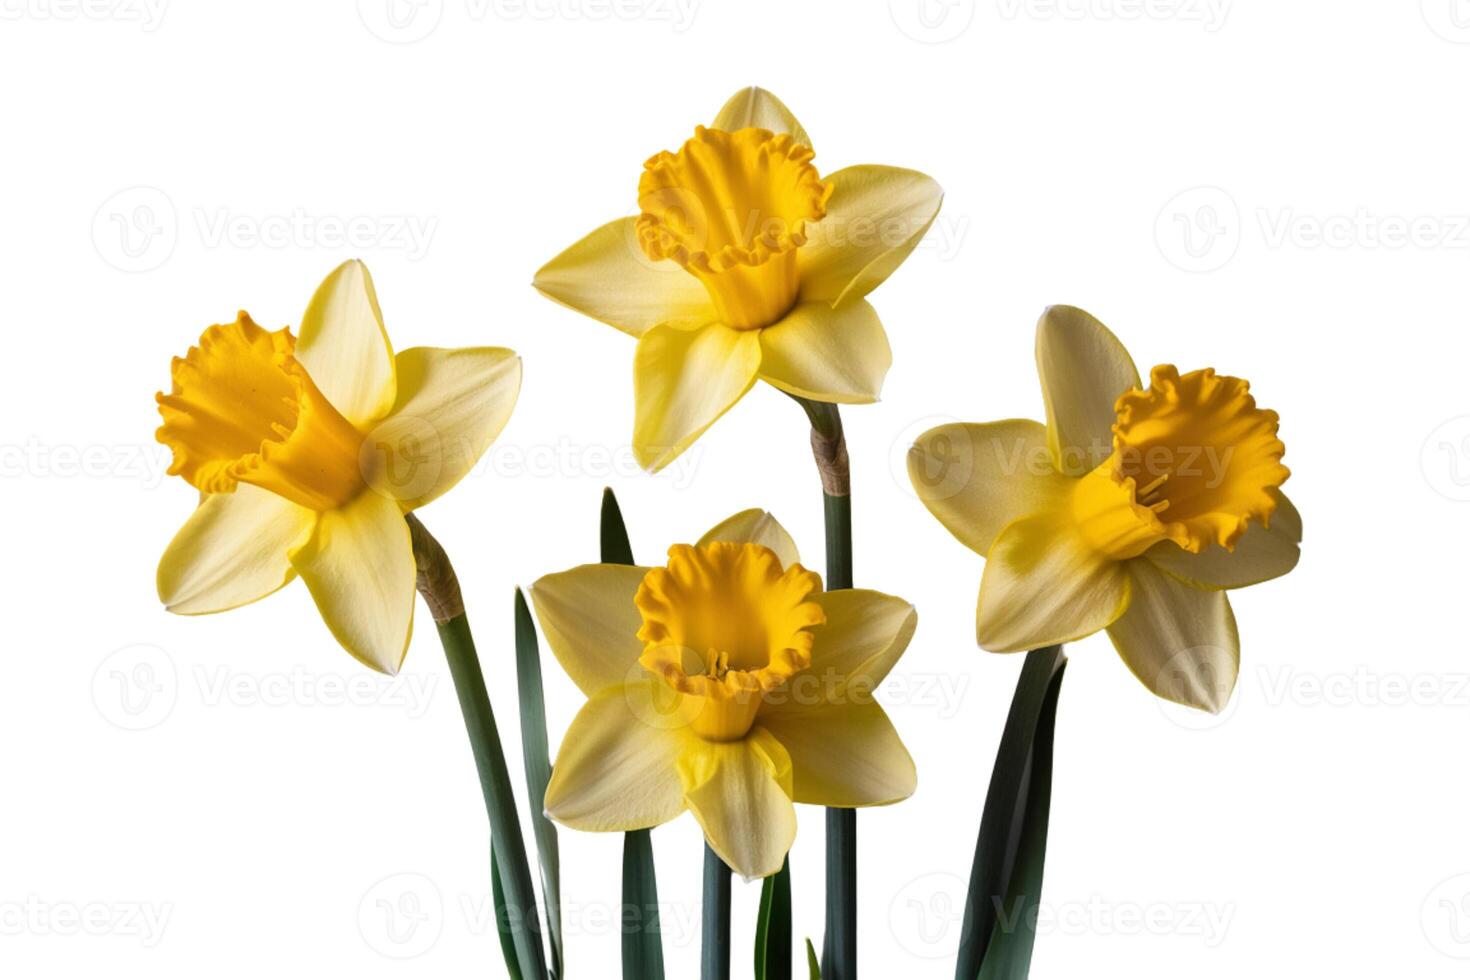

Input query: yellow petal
[977,511,1131,652]
[534,218,714,338]
[764,589,916,709]
[679,728,796,880]
[295,260,397,428]
[797,165,944,306]
[711,86,811,149]
[697,509,800,568]
[529,564,651,696]
[1146,490,1302,590]
[157,485,316,614]
[544,682,692,831]
[907,420,1073,558]
[363,346,521,511]
[1034,305,1140,476]
[757,300,890,404]
[633,320,761,472]
[289,490,416,674]
[759,702,915,807]
[1107,558,1239,714]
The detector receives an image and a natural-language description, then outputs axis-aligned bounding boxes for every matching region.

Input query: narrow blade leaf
[622,829,665,978]
[975,657,1064,979]
[600,487,635,566]
[491,848,525,980]
[955,646,1067,980]
[755,858,793,980]
[514,588,563,978]
[601,488,664,979]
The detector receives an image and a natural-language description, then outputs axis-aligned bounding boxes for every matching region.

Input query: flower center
[634,542,825,741]
[1071,366,1290,560]
[636,126,832,331]
[156,313,368,511]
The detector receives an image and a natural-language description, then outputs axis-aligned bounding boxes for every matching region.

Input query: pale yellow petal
[757,300,890,404]
[533,218,714,338]
[157,485,316,615]
[711,87,810,148]
[907,419,1072,558]
[543,682,692,832]
[296,260,397,428]
[760,701,915,808]
[697,509,800,568]
[289,490,416,674]
[1034,305,1140,475]
[362,346,521,511]
[1107,558,1239,714]
[798,165,943,306]
[977,511,1131,652]
[529,564,652,697]
[679,729,796,880]
[633,320,761,472]
[1146,490,1302,590]
[762,589,916,711]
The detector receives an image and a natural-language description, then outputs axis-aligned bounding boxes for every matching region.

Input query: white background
[3,0,1469,976]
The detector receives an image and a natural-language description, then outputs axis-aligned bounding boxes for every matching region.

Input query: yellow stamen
[634,542,825,741]
[636,126,833,331]
[1072,365,1290,559]
[156,313,367,511]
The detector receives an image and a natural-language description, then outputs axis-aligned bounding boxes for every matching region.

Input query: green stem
[409,515,548,980]
[790,395,856,980]
[702,844,732,980]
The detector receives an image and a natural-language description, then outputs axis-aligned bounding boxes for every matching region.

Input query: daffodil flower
[908,306,1302,713]
[155,260,521,674]
[530,509,917,879]
[534,87,943,472]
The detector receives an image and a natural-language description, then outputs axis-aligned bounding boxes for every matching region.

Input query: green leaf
[514,588,563,979]
[491,848,524,980]
[975,657,1063,980]
[703,844,732,980]
[755,859,793,980]
[434,612,550,979]
[600,487,635,566]
[622,829,665,979]
[955,646,1067,980]
[805,939,821,979]
[600,488,665,980]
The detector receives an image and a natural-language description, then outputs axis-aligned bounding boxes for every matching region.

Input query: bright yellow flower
[155,260,521,673]
[531,510,917,879]
[534,87,943,472]
[908,306,1302,713]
